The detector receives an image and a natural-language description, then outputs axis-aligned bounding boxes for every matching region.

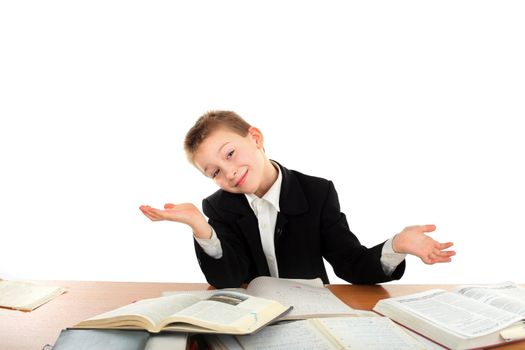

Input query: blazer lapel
[217,191,270,276]
[276,162,308,215]
[273,161,309,243]
[276,161,309,215]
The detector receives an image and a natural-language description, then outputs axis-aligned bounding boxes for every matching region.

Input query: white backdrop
[1,1,524,284]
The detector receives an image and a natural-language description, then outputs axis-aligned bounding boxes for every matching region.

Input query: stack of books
[49,278,525,350]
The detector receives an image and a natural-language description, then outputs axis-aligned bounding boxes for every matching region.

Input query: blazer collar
[274,160,308,215]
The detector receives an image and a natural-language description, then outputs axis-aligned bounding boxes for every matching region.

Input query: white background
[1,1,524,284]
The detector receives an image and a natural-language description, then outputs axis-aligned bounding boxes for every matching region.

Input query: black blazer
[194,161,405,288]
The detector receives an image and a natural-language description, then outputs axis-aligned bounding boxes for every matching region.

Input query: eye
[211,169,220,179]
[226,150,234,159]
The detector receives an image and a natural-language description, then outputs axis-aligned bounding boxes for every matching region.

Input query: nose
[226,167,237,180]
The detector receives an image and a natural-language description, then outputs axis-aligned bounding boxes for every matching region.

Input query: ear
[248,127,264,149]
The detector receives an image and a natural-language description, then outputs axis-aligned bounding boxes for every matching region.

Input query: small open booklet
[163,276,356,320]
[236,316,425,350]
[74,290,291,335]
[0,279,66,311]
[51,329,188,350]
[373,281,525,350]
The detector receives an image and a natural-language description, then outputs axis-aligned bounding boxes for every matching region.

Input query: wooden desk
[0,281,523,350]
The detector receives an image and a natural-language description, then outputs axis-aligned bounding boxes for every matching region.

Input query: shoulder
[277,161,337,202]
[202,189,230,217]
[290,168,331,187]
[279,161,333,190]
[202,188,248,217]
[276,161,342,215]
[204,188,231,207]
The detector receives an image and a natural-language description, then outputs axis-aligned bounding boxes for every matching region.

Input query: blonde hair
[184,110,251,162]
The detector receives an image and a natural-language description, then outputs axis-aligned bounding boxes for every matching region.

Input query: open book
[0,279,66,311]
[236,316,425,350]
[164,276,356,320]
[372,282,525,350]
[74,290,291,335]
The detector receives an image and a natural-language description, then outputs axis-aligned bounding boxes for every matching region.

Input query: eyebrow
[203,141,231,174]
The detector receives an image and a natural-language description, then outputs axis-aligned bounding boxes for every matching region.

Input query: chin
[244,184,259,194]
[236,189,254,195]
[225,186,248,194]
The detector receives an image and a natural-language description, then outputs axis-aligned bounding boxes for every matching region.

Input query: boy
[140,111,455,288]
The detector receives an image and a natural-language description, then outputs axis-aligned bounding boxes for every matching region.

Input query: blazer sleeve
[320,181,405,284]
[194,198,254,288]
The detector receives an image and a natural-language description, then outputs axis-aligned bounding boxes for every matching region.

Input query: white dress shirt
[195,164,406,276]
[242,166,282,278]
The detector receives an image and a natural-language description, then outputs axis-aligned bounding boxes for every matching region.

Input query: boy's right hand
[139,203,212,239]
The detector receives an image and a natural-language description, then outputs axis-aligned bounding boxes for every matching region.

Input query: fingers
[422,255,435,264]
[423,248,456,265]
[139,205,163,221]
[433,242,455,255]
[437,242,454,250]
[422,224,436,232]
[427,255,453,264]
[433,250,456,259]
[405,224,436,234]
[164,203,193,210]
[424,257,451,265]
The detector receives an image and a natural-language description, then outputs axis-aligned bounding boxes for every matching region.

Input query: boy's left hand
[392,225,455,264]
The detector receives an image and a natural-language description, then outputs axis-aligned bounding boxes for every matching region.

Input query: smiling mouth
[235,170,248,187]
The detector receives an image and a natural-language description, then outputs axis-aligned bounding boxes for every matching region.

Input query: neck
[255,159,278,197]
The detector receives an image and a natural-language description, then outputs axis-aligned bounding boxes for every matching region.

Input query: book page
[313,317,426,350]
[454,282,525,317]
[162,288,246,297]
[166,292,254,328]
[236,320,338,350]
[80,294,200,331]
[0,280,66,311]
[162,291,290,334]
[246,276,356,318]
[262,276,325,288]
[402,328,448,350]
[383,289,523,338]
[78,291,290,334]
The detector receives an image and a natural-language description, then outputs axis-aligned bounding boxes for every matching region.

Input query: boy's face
[193,127,268,195]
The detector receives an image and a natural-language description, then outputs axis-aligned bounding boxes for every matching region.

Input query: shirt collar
[245,162,282,212]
